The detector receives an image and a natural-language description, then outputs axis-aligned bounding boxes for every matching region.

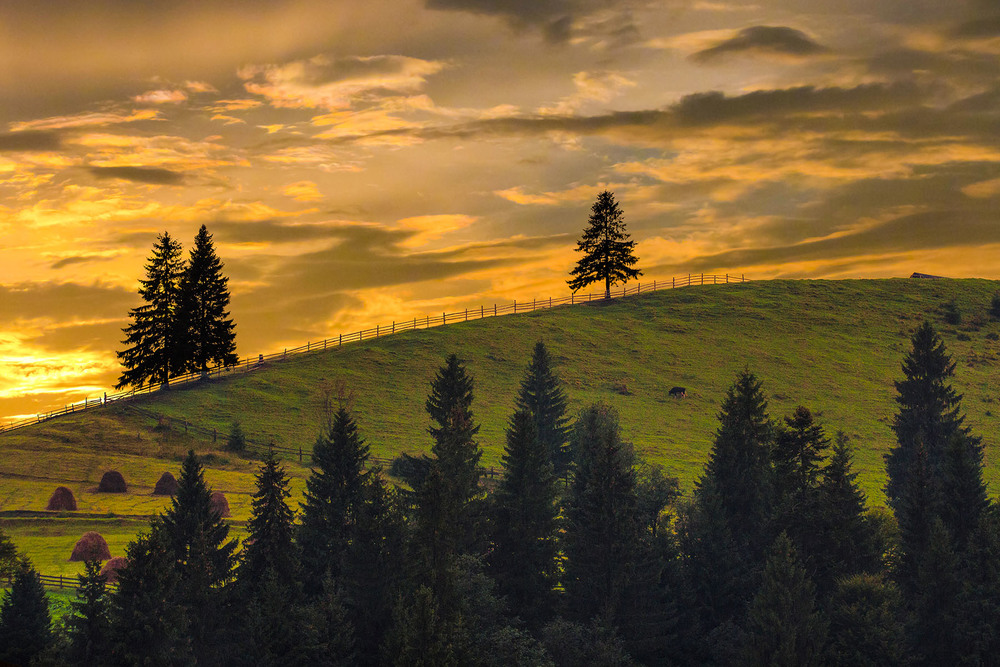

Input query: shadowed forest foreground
[0,321,997,666]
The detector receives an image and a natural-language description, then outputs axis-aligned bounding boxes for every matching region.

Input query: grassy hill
[3,277,1000,581]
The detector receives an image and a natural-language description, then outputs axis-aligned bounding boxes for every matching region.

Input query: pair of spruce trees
[116,225,238,390]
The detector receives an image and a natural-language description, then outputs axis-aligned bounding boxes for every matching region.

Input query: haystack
[69,531,111,562]
[46,486,77,511]
[209,491,231,518]
[99,556,127,584]
[98,470,127,493]
[152,471,178,496]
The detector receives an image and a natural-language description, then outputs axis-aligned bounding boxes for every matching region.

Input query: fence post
[532,298,535,311]
[376,324,379,337]
[481,305,484,318]
[465,308,468,321]
[701,273,704,285]
[392,321,395,334]
[514,300,516,313]
[571,293,574,304]
[299,446,302,463]
[339,333,342,346]
[549,296,552,307]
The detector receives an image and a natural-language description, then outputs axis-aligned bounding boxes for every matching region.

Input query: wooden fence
[0,572,117,592]
[0,273,745,435]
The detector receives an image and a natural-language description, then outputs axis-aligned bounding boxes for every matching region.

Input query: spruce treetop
[177,224,238,374]
[567,190,641,299]
[425,353,478,440]
[515,341,571,474]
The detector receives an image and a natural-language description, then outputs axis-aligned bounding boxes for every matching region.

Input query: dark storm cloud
[690,26,829,63]
[424,0,638,44]
[0,282,133,325]
[89,166,185,185]
[0,131,61,151]
[666,209,1000,274]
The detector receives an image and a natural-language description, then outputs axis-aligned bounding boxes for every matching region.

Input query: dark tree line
[6,321,1000,665]
[117,225,238,390]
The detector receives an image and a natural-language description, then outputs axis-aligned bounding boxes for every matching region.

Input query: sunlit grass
[3,278,1000,572]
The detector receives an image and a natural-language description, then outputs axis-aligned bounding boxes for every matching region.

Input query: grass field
[2,277,1000,583]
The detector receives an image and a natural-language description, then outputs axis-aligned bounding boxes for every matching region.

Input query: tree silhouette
[567,190,641,299]
[116,231,185,388]
[176,224,238,375]
[514,341,572,479]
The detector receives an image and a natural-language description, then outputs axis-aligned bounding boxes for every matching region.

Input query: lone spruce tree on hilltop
[568,190,641,299]
[116,231,185,388]
[176,224,238,375]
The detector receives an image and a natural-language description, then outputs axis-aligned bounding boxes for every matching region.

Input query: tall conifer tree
[0,560,52,665]
[409,355,486,618]
[697,368,773,562]
[298,406,372,594]
[160,449,238,664]
[567,190,641,299]
[885,320,986,535]
[489,409,559,628]
[176,224,238,374]
[240,450,298,589]
[515,341,572,478]
[116,231,185,388]
[562,404,643,625]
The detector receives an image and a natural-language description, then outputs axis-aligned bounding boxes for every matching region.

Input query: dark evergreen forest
[2,324,997,666]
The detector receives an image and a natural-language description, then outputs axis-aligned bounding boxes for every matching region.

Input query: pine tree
[176,224,238,375]
[772,406,828,503]
[107,524,192,666]
[116,231,185,388]
[696,368,773,563]
[0,560,52,665]
[514,341,572,478]
[425,354,478,440]
[298,407,372,595]
[240,450,298,590]
[66,559,110,666]
[0,526,18,579]
[413,355,485,598]
[159,449,238,664]
[743,533,826,667]
[562,404,644,626]
[567,190,641,299]
[382,585,459,667]
[811,433,881,594]
[885,320,985,533]
[488,410,559,629]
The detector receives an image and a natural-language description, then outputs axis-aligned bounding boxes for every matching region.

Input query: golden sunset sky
[2,0,1000,421]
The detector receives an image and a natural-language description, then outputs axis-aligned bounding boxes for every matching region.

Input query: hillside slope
[3,278,1000,524]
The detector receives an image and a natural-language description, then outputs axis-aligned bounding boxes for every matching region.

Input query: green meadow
[3,278,1000,581]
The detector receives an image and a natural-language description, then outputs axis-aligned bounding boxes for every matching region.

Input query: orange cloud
[396,214,478,248]
[283,181,324,202]
[133,89,188,104]
[11,109,160,131]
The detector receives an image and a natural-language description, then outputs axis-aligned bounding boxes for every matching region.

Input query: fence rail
[0,572,117,592]
[0,273,745,435]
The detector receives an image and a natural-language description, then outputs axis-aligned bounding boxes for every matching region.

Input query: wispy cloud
[11,109,160,132]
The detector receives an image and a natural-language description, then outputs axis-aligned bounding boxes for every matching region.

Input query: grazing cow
[669,386,686,398]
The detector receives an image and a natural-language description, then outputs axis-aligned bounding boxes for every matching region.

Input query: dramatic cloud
[239,54,446,110]
[89,165,185,185]
[2,0,1000,419]
[690,26,829,63]
[0,131,61,152]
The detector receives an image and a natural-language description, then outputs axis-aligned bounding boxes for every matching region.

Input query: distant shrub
[210,491,231,518]
[70,532,111,562]
[98,471,127,493]
[943,300,962,325]
[46,486,76,511]
[99,556,127,584]
[226,421,247,453]
[991,293,1000,320]
[987,333,999,341]
[957,333,971,342]
[152,472,178,496]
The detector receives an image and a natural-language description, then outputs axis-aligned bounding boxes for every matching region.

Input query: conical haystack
[152,471,178,496]
[209,491,231,518]
[69,531,111,562]
[46,486,77,511]
[98,471,127,493]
